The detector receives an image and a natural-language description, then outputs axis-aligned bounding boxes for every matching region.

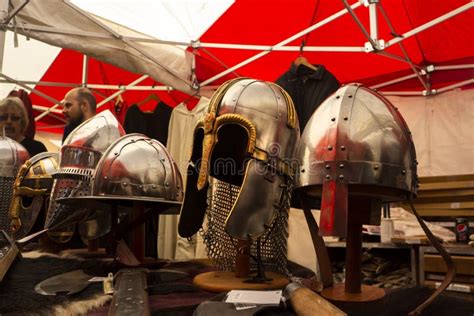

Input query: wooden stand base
[193,271,290,293]
[322,283,385,302]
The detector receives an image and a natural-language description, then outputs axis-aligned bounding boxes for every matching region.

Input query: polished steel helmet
[178,78,300,240]
[295,83,418,237]
[0,136,29,235]
[45,110,125,243]
[58,133,183,209]
[10,152,59,239]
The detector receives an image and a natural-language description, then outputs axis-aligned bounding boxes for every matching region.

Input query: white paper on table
[225,290,282,305]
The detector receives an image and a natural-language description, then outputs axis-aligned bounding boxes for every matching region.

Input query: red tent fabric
[195,0,474,91]
[30,0,473,132]
[31,49,200,132]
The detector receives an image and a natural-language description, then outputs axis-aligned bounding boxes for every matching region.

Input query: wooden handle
[288,285,346,316]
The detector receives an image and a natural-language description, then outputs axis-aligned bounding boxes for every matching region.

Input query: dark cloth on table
[123,102,173,146]
[20,137,47,157]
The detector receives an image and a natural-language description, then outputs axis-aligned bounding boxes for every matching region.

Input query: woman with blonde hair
[0,97,46,156]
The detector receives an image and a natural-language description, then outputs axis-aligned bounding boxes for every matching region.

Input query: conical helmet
[45,110,125,243]
[57,133,183,209]
[0,136,29,234]
[295,83,418,237]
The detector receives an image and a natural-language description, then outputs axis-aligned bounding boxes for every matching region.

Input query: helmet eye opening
[211,124,250,186]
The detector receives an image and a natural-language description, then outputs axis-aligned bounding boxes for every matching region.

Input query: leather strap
[300,194,333,289]
[408,198,455,315]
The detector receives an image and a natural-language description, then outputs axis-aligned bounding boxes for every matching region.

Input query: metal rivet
[165,183,170,187]
[114,152,118,156]
[122,182,127,186]
[344,117,348,121]
[103,176,108,179]
[340,146,346,151]
[325,175,331,180]
[325,164,330,169]
[331,117,336,122]
[232,98,236,101]
[160,158,165,162]
[402,170,406,174]
[339,175,344,180]
[301,168,305,173]
[327,145,333,151]
[339,164,344,169]
[348,95,353,98]
[374,165,379,170]
[152,184,157,189]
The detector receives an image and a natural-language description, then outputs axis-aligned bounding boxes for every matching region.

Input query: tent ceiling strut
[200,0,363,87]
[64,0,194,92]
[3,0,28,25]
[377,3,430,92]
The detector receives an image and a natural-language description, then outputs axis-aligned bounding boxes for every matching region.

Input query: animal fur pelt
[0,251,119,316]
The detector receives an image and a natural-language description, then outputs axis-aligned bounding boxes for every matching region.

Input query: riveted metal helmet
[295,83,418,237]
[10,152,58,239]
[0,136,29,235]
[58,133,183,209]
[178,78,300,240]
[45,110,125,243]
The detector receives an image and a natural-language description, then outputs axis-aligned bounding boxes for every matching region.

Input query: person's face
[0,107,24,141]
[62,91,85,126]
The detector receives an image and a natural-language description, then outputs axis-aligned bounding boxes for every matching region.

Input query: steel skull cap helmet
[0,136,29,234]
[10,152,58,239]
[295,83,418,237]
[45,110,125,243]
[58,133,183,208]
[178,78,300,240]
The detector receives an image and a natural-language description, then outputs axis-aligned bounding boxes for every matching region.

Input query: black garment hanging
[123,101,172,146]
[276,62,340,210]
[20,137,47,157]
[276,63,340,131]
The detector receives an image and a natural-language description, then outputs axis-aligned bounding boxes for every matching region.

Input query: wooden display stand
[192,239,289,293]
[321,197,385,302]
[193,271,289,293]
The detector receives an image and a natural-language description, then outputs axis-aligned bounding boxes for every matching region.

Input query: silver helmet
[45,110,125,243]
[295,83,418,237]
[178,78,300,240]
[58,133,183,209]
[10,152,59,239]
[0,136,29,235]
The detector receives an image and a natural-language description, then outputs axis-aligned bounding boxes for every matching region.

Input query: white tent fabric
[387,89,474,176]
[8,0,195,94]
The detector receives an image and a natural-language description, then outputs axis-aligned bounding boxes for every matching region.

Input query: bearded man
[62,87,97,142]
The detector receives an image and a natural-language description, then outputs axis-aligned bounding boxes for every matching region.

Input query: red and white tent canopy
[1,0,473,130]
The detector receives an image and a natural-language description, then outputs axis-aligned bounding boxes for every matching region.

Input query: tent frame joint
[364,39,385,52]
[191,39,201,49]
[423,89,437,96]
[362,0,380,7]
